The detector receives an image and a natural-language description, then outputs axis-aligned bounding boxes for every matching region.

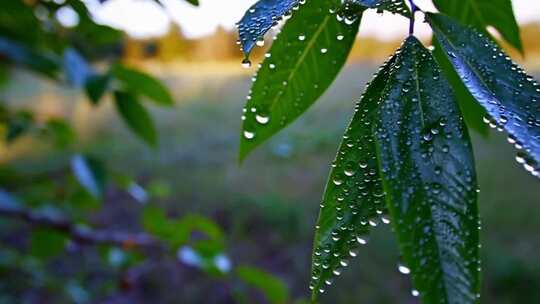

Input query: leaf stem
[408,0,419,35]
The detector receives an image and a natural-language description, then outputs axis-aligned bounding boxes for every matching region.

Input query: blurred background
[1,0,539,303]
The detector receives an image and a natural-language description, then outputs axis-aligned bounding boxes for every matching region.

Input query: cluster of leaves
[0,1,292,303]
[236,0,539,302]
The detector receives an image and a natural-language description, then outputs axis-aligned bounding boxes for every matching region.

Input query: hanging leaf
[85,73,111,105]
[112,64,174,106]
[184,0,199,6]
[113,90,158,147]
[375,36,479,303]
[432,0,522,52]
[71,154,107,199]
[428,13,540,178]
[239,0,361,161]
[346,0,410,16]
[310,54,396,298]
[431,41,489,137]
[237,0,301,57]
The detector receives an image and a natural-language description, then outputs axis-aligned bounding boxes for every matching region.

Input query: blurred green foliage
[0,1,291,303]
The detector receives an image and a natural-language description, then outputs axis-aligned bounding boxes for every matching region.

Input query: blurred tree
[0,1,292,303]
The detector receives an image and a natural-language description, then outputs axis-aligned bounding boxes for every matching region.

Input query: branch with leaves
[235,0,539,302]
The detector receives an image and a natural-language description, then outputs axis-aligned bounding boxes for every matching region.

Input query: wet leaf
[428,13,540,178]
[113,90,158,147]
[346,0,410,17]
[112,64,173,106]
[236,265,289,304]
[310,54,396,298]
[431,40,489,137]
[375,37,479,304]
[432,0,522,52]
[239,0,361,161]
[237,0,301,57]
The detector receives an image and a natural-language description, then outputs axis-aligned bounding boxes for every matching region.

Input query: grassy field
[1,62,540,303]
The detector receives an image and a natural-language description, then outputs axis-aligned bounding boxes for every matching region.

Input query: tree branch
[0,204,165,251]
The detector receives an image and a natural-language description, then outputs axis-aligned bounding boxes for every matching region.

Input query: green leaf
[113,90,158,147]
[346,0,410,16]
[4,110,34,143]
[185,0,199,6]
[239,0,361,161]
[375,37,479,303]
[428,13,540,178]
[236,265,289,304]
[237,0,300,57]
[112,64,173,106]
[0,37,59,78]
[30,229,67,258]
[431,41,489,137]
[143,207,224,248]
[70,154,107,199]
[432,0,522,52]
[44,118,75,148]
[310,54,396,298]
[85,73,111,105]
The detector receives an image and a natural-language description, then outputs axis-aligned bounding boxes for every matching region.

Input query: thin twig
[408,0,419,35]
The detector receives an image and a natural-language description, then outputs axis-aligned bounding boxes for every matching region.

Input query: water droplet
[243,131,255,139]
[333,178,343,186]
[356,237,367,245]
[255,114,270,124]
[398,264,411,274]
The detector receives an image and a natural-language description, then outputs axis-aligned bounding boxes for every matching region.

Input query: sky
[82,0,540,40]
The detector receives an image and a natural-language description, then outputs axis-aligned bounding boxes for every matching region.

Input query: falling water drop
[241,58,252,69]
